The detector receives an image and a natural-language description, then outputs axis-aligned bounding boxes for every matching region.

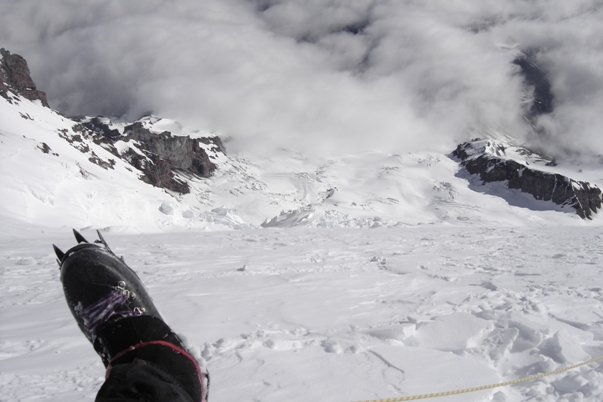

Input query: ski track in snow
[3,226,603,401]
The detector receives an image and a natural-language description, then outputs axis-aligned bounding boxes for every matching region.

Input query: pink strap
[106,340,208,402]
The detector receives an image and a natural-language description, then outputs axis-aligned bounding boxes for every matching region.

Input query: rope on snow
[355,354,603,402]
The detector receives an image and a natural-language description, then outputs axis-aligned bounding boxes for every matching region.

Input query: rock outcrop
[2,48,224,197]
[123,122,218,178]
[72,117,224,194]
[0,48,49,107]
[81,116,121,141]
[119,122,221,193]
[453,139,602,219]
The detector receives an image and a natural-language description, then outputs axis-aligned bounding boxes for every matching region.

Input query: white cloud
[2,0,602,157]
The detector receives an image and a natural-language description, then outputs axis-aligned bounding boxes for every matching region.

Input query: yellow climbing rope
[356,354,603,402]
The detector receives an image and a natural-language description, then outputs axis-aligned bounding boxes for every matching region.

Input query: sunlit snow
[2,93,603,402]
[4,224,603,401]
[3,2,603,397]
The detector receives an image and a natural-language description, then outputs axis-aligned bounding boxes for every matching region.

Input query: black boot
[54,230,208,402]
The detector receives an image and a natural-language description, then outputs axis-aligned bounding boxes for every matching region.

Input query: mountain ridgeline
[2,48,602,221]
[0,48,49,107]
[0,48,224,195]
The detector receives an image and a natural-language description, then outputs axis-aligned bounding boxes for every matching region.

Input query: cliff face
[124,122,218,178]
[453,140,602,219]
[76,117,224,194]
[0,48,49,107]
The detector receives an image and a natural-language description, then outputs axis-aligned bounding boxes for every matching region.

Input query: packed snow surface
[3,224,603,402]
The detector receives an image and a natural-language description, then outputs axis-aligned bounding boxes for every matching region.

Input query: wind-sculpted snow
[3,226,603,401]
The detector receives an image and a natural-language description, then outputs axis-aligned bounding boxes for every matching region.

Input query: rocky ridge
[69,116,225,194]
[453,139,602,219]
[0,48,49,107]
[0,49,223,195]
[0,47,226,196]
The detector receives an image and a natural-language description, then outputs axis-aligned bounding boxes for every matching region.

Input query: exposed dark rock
[200,136,226,155]
[1,49,224,194]
[88,151,116,170]
[71,123,117,152]
[64,119,224,193]
[81,117,121,141]
[0,48,49,107]
[117,146,188,193]
[124,122,218,178]
[513,50,554,119]
[38,142,51,154]
[42,145,60,157]
[129,151,189,193]
[115,122,220,193]
[453,139,602,219]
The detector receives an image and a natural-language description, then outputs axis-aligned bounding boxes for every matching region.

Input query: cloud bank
[2,0,603,157]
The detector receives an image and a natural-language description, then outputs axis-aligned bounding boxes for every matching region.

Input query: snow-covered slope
[2,90,602,231]
[0,96,190,231]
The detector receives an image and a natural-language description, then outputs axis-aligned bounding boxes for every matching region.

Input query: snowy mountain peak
[454,138,555,167]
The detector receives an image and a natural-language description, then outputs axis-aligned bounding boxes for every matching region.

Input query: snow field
[0,98,182,231]
[3,225,603,401]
